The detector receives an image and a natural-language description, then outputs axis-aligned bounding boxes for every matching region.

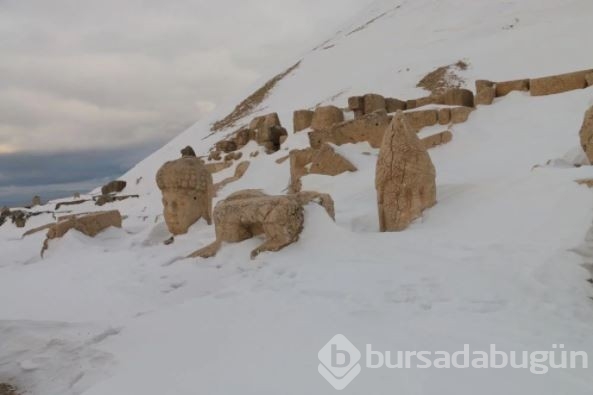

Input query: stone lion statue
[188,189,335,259]
[156,151,213,235]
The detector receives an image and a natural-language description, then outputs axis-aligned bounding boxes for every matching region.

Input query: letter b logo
[318,335,361,390]
[332,344,351,367]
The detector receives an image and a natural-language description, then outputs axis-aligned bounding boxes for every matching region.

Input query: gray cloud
[0,0,374,205]
[0,143,161,206]
[0,0,372,153]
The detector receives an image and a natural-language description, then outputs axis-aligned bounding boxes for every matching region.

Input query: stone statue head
[156,156,213,235]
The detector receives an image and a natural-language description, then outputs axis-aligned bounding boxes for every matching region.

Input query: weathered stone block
[421,131,453,149]
[441,89,474,107]
[308,110,391,149]
[495,79,529,97]
[348,96,364,111]
[311,106,344,131]
[385,98,407,113]
[450,107,474,124]
[404,109,438,131]
[475,80,495,105]
[530,69,592,96]
[215,140,237,153]
[293,110,314,133]
[438,108,451,125]
[363,94,386,114]
[101,180,127,195]
[309,144,357,176]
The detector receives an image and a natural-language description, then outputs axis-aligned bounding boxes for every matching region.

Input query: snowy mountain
[1,0,593,394]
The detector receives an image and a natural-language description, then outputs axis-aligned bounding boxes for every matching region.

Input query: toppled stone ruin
[0,383,18,395]
[251,113,288,152]
[0,207,10,227]
[188,190,335,259]
[101,180,127,195]
[214,161,251,194]
[495,79,530,97]
[530,69,593,96]
[475,80,496,105]
[94,194,139,206]
[11,211,28,228]
[55,200,88,210]
[289,144,357,192]
[309,144,357,175]
[311,105,345,131]
[404,109,438,131]
[421,130,453,149]
[215,140,237,153]
[41,210,123,256]
[293,109,314,132]
[475,68,593,103]
[450,106,474,123]
[579,105,593,163]
[181,145,197,157]
[349,94,407,117]
[205,161,233,174]
[376,112,436,231]
[309,110,391,149]
[156,155,213,235]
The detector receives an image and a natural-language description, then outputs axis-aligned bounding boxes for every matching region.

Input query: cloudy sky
[0,0,372,206]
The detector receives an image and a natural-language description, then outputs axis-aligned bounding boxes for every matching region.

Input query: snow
[1,0,593,394]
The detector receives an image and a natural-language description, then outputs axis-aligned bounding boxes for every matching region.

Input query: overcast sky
[0,0,372,206]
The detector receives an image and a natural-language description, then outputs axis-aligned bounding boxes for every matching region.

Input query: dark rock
[181,146,197,157]
[95,194,139,206]
[101,180,127,195]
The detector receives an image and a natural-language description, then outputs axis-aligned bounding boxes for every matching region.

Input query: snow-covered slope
[1,1,593,394]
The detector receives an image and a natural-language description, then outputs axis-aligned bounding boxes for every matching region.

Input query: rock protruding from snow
[293,109,314,133]
[42,210,123,256]
[289,144,357,192]
[213,161,250,194]
[530,69,593,96]
[156,155,213,235]
[421,130,453,149]
[309,110,391,149]
[376,112,436,232]
[100,180,127,195]
[579,105,593,164]
[189,190,334,259]
[180,145,197,157]
[251,112,287,153]
[310,105,344,131]
[475,80,496,105]
[31,195,42,207]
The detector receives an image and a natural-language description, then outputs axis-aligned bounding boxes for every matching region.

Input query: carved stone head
[156,156,213,235]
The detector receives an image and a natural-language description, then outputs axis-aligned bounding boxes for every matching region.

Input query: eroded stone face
[156,156,213,235]
[161,190,205,234]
